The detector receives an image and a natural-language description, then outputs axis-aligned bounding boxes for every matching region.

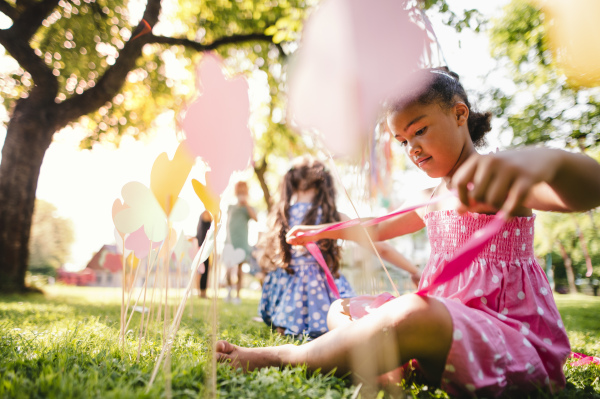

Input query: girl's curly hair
[257,156,342,276]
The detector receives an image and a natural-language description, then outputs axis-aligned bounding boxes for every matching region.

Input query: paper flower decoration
[112,199,129,239]
[114,228,126,255]
[222,243,246,268]
[543,0,600,87]
[172,230,192,263]
[191,178,221,221]
[288,0,427,156]
[125,226,162,260]
[158,227,178,259]
[113,181,189,242]
[150,142,194,216]
[182,54,253,196]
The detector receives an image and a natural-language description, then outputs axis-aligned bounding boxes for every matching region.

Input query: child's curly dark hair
[257,156,342,276]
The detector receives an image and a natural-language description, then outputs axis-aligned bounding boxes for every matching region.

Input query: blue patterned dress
[259,202,355,338]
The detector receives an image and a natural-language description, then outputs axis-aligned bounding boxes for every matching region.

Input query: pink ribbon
[570,352,600,367]
[305,242,341,299]
[298,191,506,301]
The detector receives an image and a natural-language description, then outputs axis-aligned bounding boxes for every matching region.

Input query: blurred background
[0,0,598,296]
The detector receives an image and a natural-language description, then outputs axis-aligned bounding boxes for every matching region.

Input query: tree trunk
[254,157,271,211]
[573,218,593,277]
[0,99,56,292]
[556,240,577,294]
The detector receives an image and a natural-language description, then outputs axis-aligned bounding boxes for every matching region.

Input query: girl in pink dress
[216,68,600,397]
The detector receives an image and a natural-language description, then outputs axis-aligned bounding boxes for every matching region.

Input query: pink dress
[423,211,570,397]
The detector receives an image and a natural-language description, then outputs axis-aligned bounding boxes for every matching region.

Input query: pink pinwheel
[182,54,253,197]
[288,0,428,156]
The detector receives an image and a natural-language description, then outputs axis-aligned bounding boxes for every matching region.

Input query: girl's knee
[377,294,452,337]
[328,298,347,314]
[380,295,452,360]
[327,298,352,330]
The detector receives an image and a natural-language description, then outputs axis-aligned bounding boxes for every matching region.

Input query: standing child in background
[258,156,420,338]
[224,181,257,304]
[196,210,212,298]
[217,68,600,397]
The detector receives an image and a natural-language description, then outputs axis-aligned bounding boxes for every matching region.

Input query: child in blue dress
[258,156,420,338]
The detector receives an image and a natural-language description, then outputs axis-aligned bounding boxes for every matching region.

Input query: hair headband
[429,68,457,81]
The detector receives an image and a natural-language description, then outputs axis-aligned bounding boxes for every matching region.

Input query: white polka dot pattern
[420,210,570,397]
[259,202,355,338]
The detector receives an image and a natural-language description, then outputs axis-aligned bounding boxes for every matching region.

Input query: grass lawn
[1,286,599,398]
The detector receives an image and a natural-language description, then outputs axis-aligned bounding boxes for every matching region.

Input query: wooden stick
[136,241,154,362]
[143,251,160,341]
[147,223,218,389]
[124,252,141,319]
[209,221,219,399]
[163,226,171,341]
[120,235,126,350]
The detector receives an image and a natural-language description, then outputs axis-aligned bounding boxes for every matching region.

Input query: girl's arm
[336,213,421,279]
[451,147,600,215]
[286,200,426,245]
[371,241,421,286]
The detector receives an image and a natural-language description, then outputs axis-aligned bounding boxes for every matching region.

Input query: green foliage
[555,295,600,399]
[28,200,75,271]
[0,0,313,151]
[535,210,600,283]
[1,287,599,398]
[421,0,485,33]
[488,0,600,150]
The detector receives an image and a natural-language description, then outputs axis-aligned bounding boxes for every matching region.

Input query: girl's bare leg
[225,267,233,299]
[236,263,243,299]
[217,294,453,383]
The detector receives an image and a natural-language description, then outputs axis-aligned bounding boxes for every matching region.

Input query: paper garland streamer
[299,192,506,299]
[570,352,600,367]
[305,242,341,299]
[298,192,453,296]
[348,292,396,320]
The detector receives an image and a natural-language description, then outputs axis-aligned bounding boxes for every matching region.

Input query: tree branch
[0,30,57,105]
[57,21,280,126]
[10,0,59,41]
[147,32,279,53]
[0,0,18,21]
[55,0,162,126]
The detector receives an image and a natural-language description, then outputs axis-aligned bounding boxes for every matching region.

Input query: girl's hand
[286,225,321,246]
[450,149,557,217]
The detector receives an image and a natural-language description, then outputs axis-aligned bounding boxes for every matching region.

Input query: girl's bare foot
[377,366,402,386]
[216,340,296,372]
